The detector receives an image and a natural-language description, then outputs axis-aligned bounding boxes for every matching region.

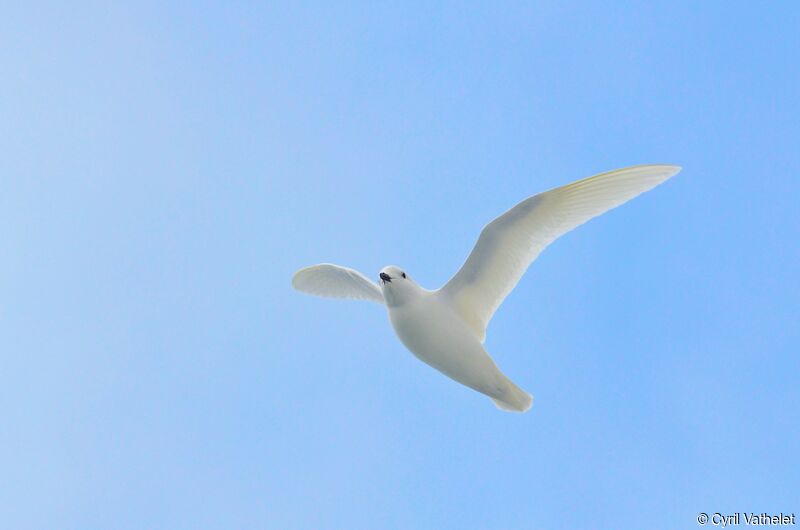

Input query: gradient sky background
[2,2,798,529]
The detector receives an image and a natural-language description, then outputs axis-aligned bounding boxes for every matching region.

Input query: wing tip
[291,264,324,291]
[606,163,682,186]
[656,163,682,175]
[290,266,308,290]
[633,163,682,178]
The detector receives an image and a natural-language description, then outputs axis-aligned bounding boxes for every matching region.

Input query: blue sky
[1,2,798,529]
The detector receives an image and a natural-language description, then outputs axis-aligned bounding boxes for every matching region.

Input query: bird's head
[378,265,423,307]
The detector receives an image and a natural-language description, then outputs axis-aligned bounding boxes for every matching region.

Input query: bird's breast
[387,295,507,398]
[388,296,480,363]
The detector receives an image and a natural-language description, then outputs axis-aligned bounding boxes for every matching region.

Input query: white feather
[292,263,384,304]
[439,164,681,342]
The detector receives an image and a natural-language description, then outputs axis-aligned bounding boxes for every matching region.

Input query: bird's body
[386,283,532,411]
[292,164,681,412]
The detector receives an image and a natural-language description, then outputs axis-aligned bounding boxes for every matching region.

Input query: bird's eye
[401,272,407,278]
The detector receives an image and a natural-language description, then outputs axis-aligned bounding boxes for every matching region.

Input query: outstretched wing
[292,263,384,304]
[439,164,681,342]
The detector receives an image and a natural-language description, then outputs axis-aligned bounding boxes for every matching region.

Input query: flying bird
[292,164,680,412]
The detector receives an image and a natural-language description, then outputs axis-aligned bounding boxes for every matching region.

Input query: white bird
[292,164,680,412]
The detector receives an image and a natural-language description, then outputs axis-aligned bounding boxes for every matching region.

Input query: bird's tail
[491,379,533,413]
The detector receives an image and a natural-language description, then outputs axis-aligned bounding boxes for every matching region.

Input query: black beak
[379,272,392,284]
